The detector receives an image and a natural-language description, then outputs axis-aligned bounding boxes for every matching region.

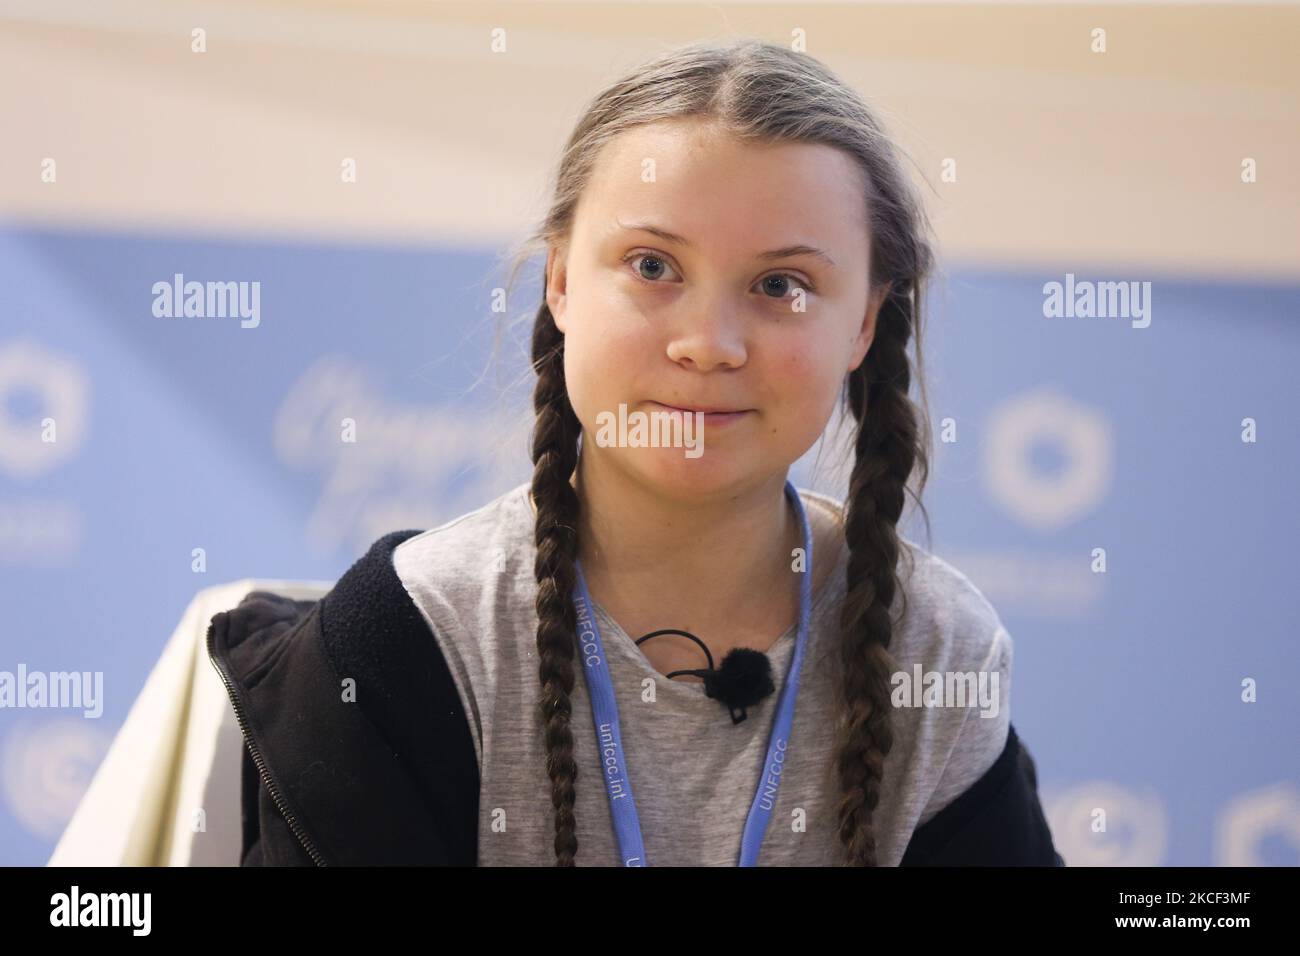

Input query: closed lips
[651,401,750,414]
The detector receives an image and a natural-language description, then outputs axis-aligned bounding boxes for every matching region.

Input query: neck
[571,450,800,630]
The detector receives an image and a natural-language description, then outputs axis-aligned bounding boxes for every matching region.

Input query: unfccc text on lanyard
[570,478,815,866]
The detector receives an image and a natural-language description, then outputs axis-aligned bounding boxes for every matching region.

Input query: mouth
[647,400,754,421]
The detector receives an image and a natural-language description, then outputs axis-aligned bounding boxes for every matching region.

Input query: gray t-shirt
[393,481,1011,866]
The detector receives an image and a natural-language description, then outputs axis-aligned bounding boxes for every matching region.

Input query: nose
[664,291,748,371]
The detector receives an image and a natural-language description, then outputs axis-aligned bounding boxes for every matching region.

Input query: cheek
[770,345,842,412]
[754,343,845,455]
[564,265,641,351]
[561,335,606,420]
[560,298,649,417]
[565,317,646,380]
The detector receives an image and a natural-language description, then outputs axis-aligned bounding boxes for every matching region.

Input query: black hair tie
[634,629,776,724]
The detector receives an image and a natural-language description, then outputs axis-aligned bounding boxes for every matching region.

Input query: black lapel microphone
[634,629,776,724]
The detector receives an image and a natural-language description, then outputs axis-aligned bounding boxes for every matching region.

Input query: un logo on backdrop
[2,717,113,840]
[984,386,1113,530]
[1216,784,1300,866]
[0,338,89,480]
[1045,782,1168,865]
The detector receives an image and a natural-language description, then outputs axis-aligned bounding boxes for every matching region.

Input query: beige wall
[2,0,1296,279]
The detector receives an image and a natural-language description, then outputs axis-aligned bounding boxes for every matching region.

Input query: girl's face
[546,116,889,499]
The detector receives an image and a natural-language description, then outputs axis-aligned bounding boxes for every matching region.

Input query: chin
[626,448,762,500]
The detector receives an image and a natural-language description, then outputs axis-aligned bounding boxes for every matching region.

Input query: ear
[848,281,892,373]
[545,242,569,333]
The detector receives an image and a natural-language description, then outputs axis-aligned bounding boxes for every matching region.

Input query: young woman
[209,38,1062,867]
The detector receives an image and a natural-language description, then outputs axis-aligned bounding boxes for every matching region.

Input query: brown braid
[833,286,930,865]
[528,307,584,865]
[500,38,937,865]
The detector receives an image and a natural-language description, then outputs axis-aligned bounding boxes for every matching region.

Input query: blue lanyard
[570,479,815,866]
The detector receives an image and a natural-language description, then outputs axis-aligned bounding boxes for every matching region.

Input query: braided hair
[500,38,936,866]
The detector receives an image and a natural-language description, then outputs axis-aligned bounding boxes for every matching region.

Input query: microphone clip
[635,629,776,724]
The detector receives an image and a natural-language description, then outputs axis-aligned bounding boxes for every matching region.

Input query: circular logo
[985,387,1112,530]
[0,339,89,480]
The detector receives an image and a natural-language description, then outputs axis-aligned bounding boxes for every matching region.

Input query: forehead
[575,117,869,258]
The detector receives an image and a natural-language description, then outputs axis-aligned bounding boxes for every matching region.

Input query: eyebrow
[616,220,837,270]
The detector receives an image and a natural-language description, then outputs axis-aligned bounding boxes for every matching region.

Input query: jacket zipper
[205,617,329,866]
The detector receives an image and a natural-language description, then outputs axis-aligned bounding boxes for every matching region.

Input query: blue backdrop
[1,222,1296,866]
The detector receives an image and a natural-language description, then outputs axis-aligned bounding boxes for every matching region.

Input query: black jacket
[206,530,1065,866]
